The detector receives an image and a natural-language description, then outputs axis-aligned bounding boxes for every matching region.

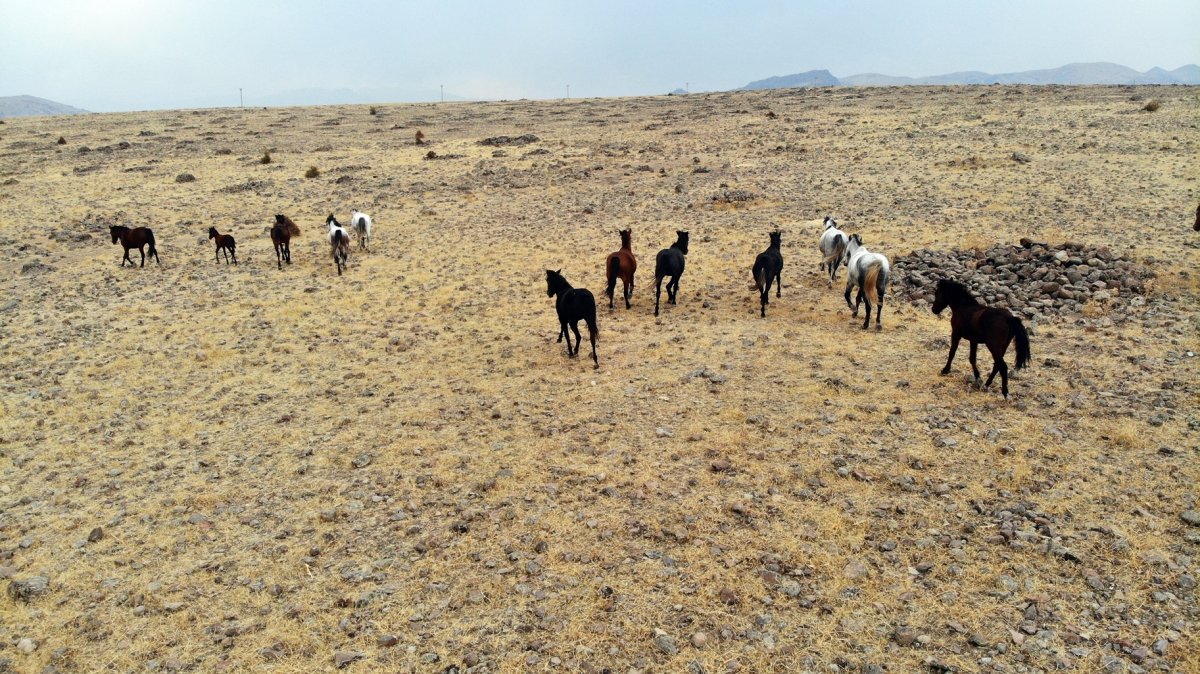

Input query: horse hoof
[939,369,951,376]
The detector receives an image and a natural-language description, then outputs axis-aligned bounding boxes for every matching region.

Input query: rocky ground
[0,86,1198,673]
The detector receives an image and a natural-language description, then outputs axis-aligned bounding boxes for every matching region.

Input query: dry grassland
[1,85,1198,673]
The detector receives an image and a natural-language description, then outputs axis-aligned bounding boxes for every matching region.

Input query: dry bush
[1143,100,1161,112]
[259,151,272,164]
[304,166,320,178]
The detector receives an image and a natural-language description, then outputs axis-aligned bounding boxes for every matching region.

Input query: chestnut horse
[271,214,300,269]
[932,279,1031,399]
[208,227,237,264]
[605,229,637,310]
[110,225,159,267]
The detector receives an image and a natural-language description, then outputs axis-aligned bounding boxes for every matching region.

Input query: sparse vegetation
[369,105,378,115]
[259,150,271,164]
[304,165,320,178]
[56,135,65,145]
[1143,99,1161,112]
[1,86,1196,674]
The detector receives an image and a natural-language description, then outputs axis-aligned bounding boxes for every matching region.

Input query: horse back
[655,248,682,276]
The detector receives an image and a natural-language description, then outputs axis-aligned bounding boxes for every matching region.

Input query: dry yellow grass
[1,86,1198,673]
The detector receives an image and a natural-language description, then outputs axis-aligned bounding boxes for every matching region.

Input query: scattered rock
[7,576,49,602]
[333,651,363,668]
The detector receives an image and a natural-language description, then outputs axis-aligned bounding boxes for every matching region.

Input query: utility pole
[440,84,444,102]
[685,82,689,94]
[566,84,570,99]
[239,88,243,107]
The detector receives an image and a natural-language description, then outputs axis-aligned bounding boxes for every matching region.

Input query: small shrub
[369,106,378,115]
[415,130,425,145]
[260,151,272,164]
[1143,100,1161,112]
[305,166,320,178]
[57,136,66,145]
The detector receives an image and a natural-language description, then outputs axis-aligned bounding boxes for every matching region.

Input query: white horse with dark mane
[350,209,372,250]
[843,234,890,330]
[326,214,351,275]
[816,215,848,286]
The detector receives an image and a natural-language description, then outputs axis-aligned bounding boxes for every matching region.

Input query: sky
[1,0,1197,112]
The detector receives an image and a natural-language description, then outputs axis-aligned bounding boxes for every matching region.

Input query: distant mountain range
[742,62,1200,89]
[0,95,89,118]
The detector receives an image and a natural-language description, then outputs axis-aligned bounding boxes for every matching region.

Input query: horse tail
[864,262,881,305]
[1010,316,1031,370]
[606,256,619,299]
[832,234,847,266]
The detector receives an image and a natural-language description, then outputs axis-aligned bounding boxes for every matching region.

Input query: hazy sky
[2,0,1197,112]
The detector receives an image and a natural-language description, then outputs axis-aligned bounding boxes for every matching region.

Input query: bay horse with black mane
[110,225,159,267]
[208,227,237,264]
[932,278,1031,399]
[605,229,637,310]
[271,214,300,269]
[752,230,783,317]
[545,269,599,368]
[653,230,689,317]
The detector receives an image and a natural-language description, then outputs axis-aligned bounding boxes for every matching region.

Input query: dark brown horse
[932,279,1031,399]
[208,227,237,264]
[605,229,637,310]
[271,214,300,269]
[110,225,159,267]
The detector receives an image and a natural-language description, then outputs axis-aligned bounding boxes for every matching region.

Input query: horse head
[208,227,218,239]
[769,231,782,248]
[326,213,338,227]
[109,226,120,243]
[545,269,565,297]
[823,216,836,230]
[619,229,632,247]
[674,231,689,255]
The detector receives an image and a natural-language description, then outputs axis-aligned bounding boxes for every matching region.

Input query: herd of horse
[546,217,1031,397]
[106,211,1031,398]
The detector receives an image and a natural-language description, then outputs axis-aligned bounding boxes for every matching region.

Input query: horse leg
[654,276,663,316]
[216,247,220,263]
[844,281,855,313]
[984,343,1009,397]
[861,294,871,330]
[139,245,146,268]
[941,331,961,375]
[968,342,981,385]
[623,279,632,310]
[875,287,884,330]
[571,322,583,358]
[775,272,781,298]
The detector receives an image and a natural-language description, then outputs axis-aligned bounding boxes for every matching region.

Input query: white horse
[843,234,890,330]
[350,209,372,250]
[326,214,351,275]
[816,215,848,287]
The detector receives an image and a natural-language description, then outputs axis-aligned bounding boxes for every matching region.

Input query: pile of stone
[894,239,1154,319]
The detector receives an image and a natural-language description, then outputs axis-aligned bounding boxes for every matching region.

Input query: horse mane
[275,214,301,237]
[937,279,978,306]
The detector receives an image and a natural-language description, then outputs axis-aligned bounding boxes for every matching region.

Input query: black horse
[932,279,1031,399]
[752,231,783,317]
[110,225,159,267]
[653,230,689,317]
[545,269,599,368]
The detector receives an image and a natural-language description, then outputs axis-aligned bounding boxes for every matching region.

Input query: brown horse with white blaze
[605,229,637,309]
